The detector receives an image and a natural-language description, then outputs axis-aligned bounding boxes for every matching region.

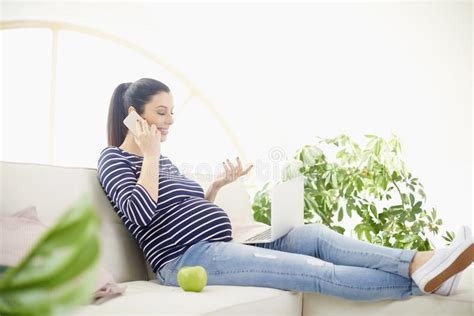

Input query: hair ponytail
[107,82,132,146]
[106,78,171,147]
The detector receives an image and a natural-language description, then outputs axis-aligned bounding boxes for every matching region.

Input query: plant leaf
[338,208,343,222]
[0,194,100,316]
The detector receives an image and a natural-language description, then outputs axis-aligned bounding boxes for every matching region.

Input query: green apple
[177,266,208,292]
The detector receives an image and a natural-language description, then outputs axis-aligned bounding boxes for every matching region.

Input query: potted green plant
[252,134,455,251]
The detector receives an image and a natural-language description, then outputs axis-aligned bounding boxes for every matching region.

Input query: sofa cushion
[71,281,302,316]
[0,206,48,266]
[302,264,474,316]
[0,161,148,283]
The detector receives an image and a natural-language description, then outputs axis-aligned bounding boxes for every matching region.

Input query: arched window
[1,20,246,171]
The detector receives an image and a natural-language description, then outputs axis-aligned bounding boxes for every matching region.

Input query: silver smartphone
[123,110,143,137]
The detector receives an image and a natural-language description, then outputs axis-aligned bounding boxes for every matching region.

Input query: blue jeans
[156,223,424,301]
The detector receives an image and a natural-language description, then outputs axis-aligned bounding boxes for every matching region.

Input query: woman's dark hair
[107,78,170,146]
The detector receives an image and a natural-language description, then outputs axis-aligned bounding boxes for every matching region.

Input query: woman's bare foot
[409,251,434,278]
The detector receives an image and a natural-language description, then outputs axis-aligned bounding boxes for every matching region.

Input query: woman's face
[134,92,175,142]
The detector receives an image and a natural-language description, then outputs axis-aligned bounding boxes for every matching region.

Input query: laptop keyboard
[246,228,272,242]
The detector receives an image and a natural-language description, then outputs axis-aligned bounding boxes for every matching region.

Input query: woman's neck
[119,134,144,157]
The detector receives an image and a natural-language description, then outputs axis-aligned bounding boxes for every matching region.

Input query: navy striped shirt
[97,146,233,273]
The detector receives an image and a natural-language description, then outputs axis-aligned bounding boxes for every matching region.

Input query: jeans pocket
[156,268,166,285]
[157,264,177,286]
[156,257,181,285]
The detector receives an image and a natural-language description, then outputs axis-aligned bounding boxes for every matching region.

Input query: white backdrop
[1,1,472,247]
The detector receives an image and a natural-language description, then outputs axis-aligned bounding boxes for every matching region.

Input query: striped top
[97,146,233,273]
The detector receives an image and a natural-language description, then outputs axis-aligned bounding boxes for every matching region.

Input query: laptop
[234,175,305,244]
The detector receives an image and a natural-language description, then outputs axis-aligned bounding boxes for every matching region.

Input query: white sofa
[1,160,472,316]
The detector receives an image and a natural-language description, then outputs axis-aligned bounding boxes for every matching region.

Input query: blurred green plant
[0,194,100,316]
[252,134,455,251]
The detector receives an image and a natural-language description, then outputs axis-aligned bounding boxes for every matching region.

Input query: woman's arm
[204,182,221,203]
[98,152,160,227]
[136,154,160,203]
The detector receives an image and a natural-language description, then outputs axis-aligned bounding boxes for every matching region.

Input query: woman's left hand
[213,157,253,189]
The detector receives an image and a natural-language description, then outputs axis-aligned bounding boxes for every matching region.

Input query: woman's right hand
[133,118,161,157]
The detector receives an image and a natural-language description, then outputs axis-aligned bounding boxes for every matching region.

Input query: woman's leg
[248,223,421,283]
[156,240,423,301]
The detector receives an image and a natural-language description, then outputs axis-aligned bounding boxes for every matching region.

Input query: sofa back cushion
[1,161,255,282]
[0,161,149,283]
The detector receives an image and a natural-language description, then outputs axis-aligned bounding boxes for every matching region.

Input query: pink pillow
[0,206,48,267]
[0,206,125,304]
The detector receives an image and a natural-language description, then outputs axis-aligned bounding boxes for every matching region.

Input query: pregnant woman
[97,78,473,301]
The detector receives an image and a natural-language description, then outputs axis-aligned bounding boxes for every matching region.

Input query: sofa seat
[303,265,474,316]
[72,281,302,316]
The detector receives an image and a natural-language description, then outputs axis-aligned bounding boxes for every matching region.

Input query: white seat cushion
[72,281,302,316]
[303,264,474,316]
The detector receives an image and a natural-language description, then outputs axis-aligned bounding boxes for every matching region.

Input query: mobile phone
[123,110,143,137]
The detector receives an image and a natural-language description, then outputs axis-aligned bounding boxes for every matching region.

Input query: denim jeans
[156,223,424,301]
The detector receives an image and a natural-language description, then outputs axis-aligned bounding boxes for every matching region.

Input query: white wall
[2,1,472,247]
